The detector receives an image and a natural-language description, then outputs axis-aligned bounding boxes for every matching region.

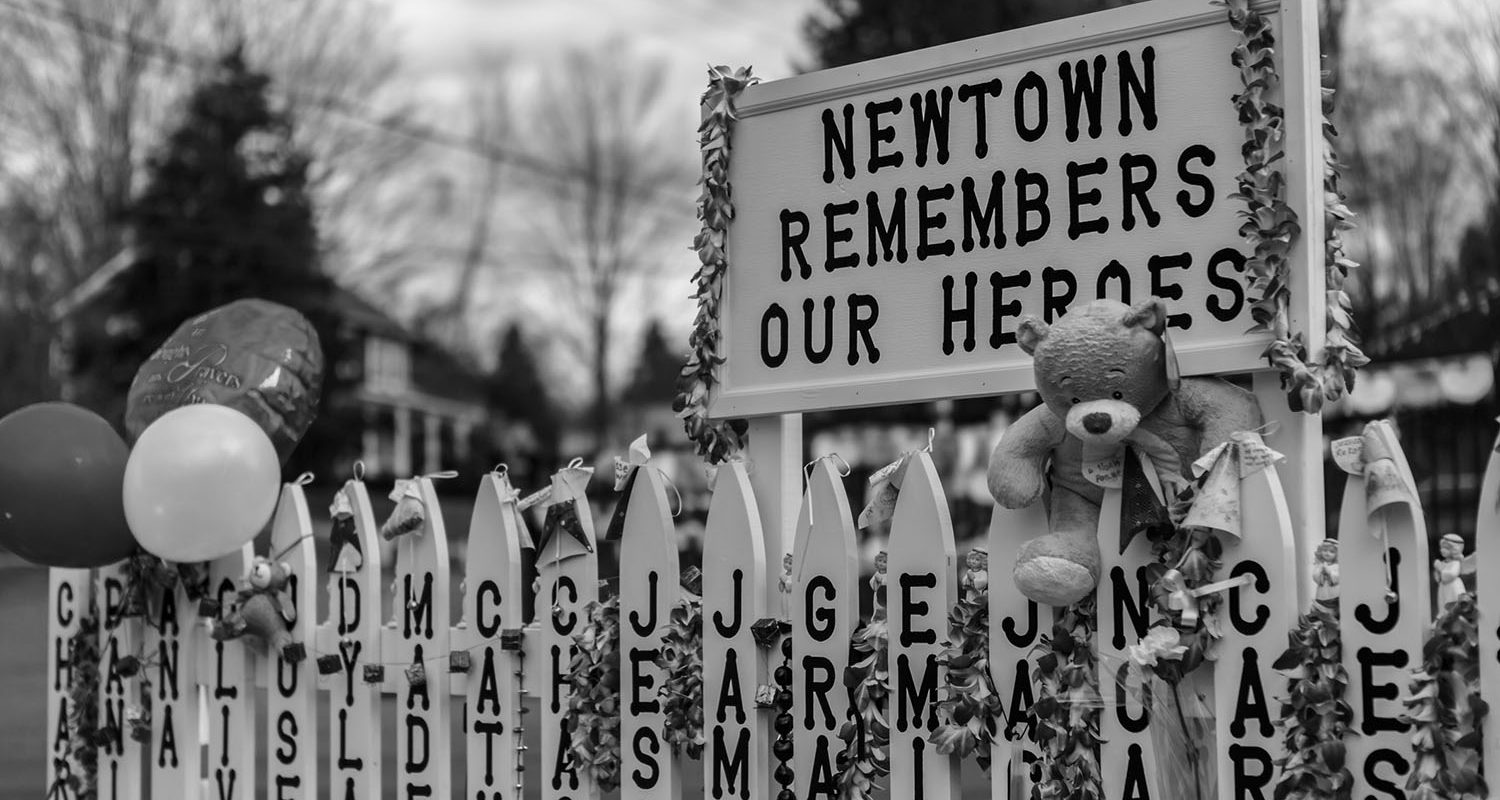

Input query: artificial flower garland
[565,596,624,792]
[1272,598,1354,800]
[836,608,890,800]
[1223,0,1367,413]
[1026,599,1103,800]
[658,591,706,759]
[675,66,757,464]
[1403,594,1487,800]
[931,555,1005,770]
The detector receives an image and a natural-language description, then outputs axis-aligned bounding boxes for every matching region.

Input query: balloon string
[270,532,317,563]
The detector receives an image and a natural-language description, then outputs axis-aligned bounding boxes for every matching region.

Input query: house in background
[51,249,490,482]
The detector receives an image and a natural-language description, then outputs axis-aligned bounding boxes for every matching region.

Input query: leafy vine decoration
[930,551,1005,769]
[1222,0,1367,413]
[835,609,890,800]
[676,65,757,463]
[657,583,706,759]
[1272,598,1354,800]
[565,596,623,792]
[1026,598,1102,800]
[1402,594,1487,800]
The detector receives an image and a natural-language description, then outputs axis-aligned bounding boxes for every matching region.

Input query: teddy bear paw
[1013,534,1100,606]
[990,465,1046,509]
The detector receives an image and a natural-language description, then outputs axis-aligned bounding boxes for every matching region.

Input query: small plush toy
[212,556,303,662]
[987,298,1262,606]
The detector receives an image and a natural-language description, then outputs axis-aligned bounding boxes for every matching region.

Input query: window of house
[365,336,411,393]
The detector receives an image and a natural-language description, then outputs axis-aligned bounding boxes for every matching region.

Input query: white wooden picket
[536,487,599,800]
[461,472,527,800]
[317,478,384,800]
[792,458,859,800]
[1095,476,1162,800]
[887,452,959,800]
[988,501,1046,800]
[1211,436,1296,800]
[1339,421,1430,800]
[203,544,256,800]
[145,576,199,800]
[702,461,769,800]
[1477,431,1500,787]
[46,568,90,800]
[620,467,685,800]
[95,560,143,800]
[391,476,454,799]
[267,482,319,800]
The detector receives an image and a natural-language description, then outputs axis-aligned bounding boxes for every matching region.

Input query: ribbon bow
[492,467,536,550]
[857,429,933,529]
[379,471,457,541]
[606,434,653,541]
[328,486,362,574]
[1332,421,1415,603]
[1159,567,1255,626]
[534,458,595,555]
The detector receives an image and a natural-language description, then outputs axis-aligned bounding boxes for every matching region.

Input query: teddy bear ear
[1123,298,1169,336]
[1016,316,1049,355]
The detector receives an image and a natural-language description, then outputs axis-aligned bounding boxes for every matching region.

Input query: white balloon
[124,404,281,562]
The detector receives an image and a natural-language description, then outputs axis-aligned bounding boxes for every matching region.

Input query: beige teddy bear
[987,298,1262,606]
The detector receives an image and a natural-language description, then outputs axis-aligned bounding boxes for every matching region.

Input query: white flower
[1128,627,1188,668]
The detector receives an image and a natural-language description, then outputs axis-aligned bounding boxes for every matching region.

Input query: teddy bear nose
[1083,412,1112,434]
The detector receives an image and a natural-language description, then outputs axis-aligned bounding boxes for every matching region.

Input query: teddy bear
[987,297,1262,606]
[211,556,305,662]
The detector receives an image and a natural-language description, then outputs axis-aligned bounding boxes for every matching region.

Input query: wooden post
[1212,440,1297,800]
[394,478,453,800]
[886,452,959,800]
[792,458,859,800]
[1262,0,1327,606]
[1340,421,1430,799]
[537,492,600,800]
[702,462,770,800]
[746,414,803,594]
[462,473,527,800]
[45,568,92,800]
[204,544,257,800]
[145,579,198,800]
[266,482,318,799]
[319,478,384,800]
[988,502,1046,800]
[1476,430,1500,785]
[95,560,143,800]
[619,467,684,800]
[1094,478,1161,800]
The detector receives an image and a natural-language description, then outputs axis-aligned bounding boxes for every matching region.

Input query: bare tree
[1336,6,1499,325]
[517,46,695,451]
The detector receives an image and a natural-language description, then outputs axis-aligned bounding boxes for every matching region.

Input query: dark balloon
[0,402,137,568]
[125,298,323,463]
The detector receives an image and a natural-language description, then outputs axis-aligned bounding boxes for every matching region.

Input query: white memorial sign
[714,0,1273,416]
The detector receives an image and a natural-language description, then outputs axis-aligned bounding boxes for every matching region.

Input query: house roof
[58,249,492,407]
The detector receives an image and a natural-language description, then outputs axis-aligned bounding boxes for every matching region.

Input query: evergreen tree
[622,320,683,407]
[488,324,561,471]
[71,48,356,474]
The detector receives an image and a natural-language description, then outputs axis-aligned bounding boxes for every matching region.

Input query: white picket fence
[40,422,1499,800]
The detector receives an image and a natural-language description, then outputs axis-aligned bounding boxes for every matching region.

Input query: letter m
[896,653,940,732]
[404,573,434,638]
[711,728,750,799]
